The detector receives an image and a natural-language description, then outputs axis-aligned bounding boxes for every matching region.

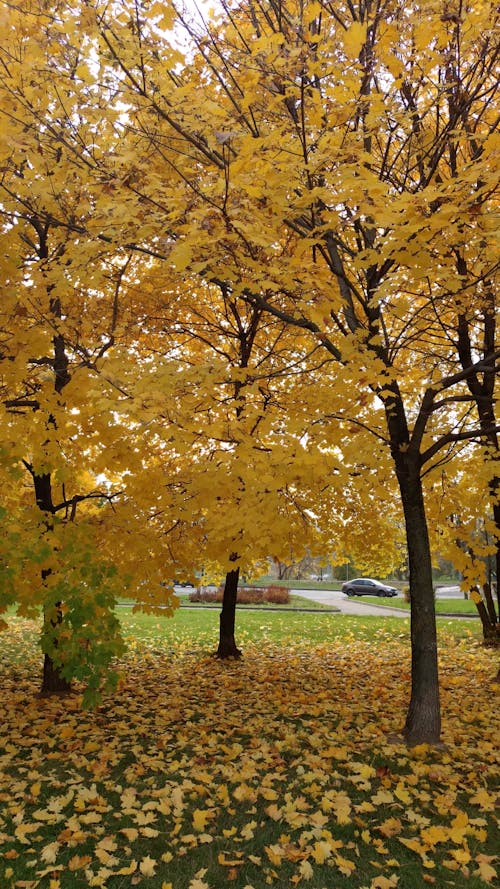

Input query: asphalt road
[292,588,409,616]
[175,584,463,617]
[293,585,463,616]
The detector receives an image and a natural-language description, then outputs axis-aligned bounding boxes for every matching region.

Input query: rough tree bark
[386,388,441,746]
[33,472,72,695]
[456,286,499,641]
[397,463,441,745]
[216,566,242,658]
[32,220,72,696]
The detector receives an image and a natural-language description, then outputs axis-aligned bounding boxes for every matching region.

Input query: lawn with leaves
[0,611,498,889]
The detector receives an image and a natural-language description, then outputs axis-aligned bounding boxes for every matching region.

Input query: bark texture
[383,385,441,746]
[41,646,71,695]
[397,458,441,745]
[217,567,242,658]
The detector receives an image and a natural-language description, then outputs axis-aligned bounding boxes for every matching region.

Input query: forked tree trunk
[217,567,242,658]
[397,458,441,746]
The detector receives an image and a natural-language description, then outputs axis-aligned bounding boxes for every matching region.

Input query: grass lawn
[119,607,479,648]
[250,578,344,591]
[174,594,338,612]
[0,609,498,889]
[361,597,478,615]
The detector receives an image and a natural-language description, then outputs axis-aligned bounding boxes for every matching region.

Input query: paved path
[292,588,410,617]
[173,584,472,618]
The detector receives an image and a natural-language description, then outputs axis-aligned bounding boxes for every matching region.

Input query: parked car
[342,578,398,597]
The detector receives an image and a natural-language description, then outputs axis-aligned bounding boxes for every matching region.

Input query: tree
[0,6,186,699]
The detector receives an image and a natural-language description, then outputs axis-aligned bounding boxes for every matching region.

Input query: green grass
[0,610,497,889]
[250,577,344,590]
[118,605,481,649]
[362,597,478,615]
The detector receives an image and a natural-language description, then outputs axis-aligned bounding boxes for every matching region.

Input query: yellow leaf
[192,808,214,832]
[260,787,278,800]
[41,842,60,864]
[120,827,139,841]
[139,856,157,876]
[265,844,283,866]
[452,811,468,830]
[420,825,448,846]
[218,852,244,866]
[372,790,394,805]
[399,837,428,857]
[68,854,92,870]
[378,817,402,838]
[116,861,138,875]
[469,788,496,810]
[343,22,366,58]
[474,855,497,884]
[299,859,314,879]
[334,854,356,877]
[394,784,411,805]
[371,876,399,889]
[265,803,282,820]
[14,823,39,843]
[311,841,332,864]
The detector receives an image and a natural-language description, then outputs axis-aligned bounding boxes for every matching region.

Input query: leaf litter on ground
[0,616,498,889]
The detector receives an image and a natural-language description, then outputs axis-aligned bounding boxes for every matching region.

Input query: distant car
[342,578,398,597]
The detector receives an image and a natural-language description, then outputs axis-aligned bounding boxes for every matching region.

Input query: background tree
[0,4,186,699]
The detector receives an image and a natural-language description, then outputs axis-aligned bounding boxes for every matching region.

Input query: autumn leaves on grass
[0,626,498,889]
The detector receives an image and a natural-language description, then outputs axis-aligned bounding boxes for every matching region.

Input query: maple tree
[132,278,397,656]
[0,3,192,698]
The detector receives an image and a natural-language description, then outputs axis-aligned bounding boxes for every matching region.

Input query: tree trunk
[41,646,71,695]
[472,584,499,647]
[34,472,72,696]
[40,597,72,696]
[491,500,499,618]
[216,567,242,658]
[397,459,441,746]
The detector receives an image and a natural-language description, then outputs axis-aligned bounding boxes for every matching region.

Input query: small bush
[189,585,290,605]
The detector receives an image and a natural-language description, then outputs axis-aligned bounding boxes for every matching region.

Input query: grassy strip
[361,597,478,615]
[0,612,496,889]
[118,607,482,648]
[249,577,344,590]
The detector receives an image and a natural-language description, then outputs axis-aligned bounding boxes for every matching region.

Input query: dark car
[342,578,398,597]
